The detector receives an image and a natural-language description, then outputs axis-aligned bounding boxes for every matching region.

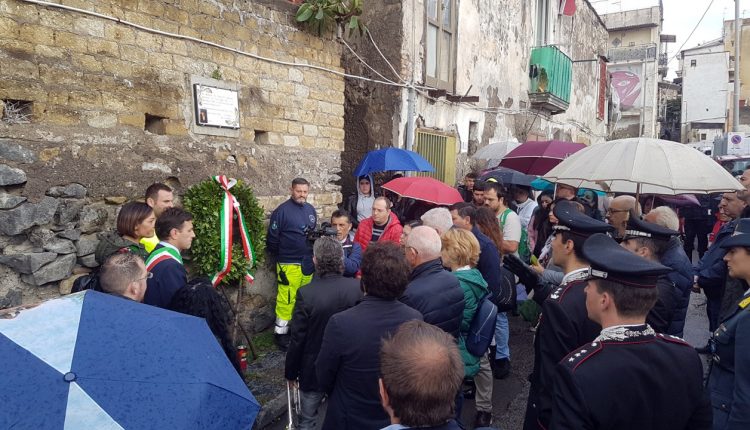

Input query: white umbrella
[542,138,743,195]
[472,141,520,161]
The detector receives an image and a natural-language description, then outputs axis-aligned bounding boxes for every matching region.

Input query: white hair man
[421,207,454,236]
[401,226,464,337]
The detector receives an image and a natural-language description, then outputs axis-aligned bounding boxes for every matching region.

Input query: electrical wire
[24,0,609,140]
[19,0,410,88]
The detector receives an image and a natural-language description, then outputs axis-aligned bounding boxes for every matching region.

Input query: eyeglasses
[405,246,419,255]
[138,272,154,281]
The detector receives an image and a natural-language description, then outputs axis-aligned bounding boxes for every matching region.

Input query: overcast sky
[591,0,745,78]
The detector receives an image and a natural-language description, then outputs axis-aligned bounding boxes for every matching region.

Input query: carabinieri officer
[550,233,712,430]
[707,218,750,429]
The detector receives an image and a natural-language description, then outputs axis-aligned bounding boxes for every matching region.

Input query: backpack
[71,269,102,293]
[500,208,531,264]
[465,293,498,357]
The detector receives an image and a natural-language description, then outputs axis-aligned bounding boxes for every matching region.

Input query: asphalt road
[264,293,714,430]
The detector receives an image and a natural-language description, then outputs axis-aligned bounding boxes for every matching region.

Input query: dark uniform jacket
[401,259,464,338]
[266,198,317,274]
[316,296,422,430]
[707,290,750,430]
[551,325,712,430]
[524,275,601,430]
[284,273,362,392]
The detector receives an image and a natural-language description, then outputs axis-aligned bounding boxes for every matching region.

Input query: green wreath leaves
[183,178,266,286]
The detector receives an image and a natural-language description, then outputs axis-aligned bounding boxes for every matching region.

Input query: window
[690,59,697,67]
[535,0,550,46]
[425,0,456,91]
[700,133,707,140]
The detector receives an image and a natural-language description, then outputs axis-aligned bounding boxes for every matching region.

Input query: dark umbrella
[479,166,535,187]
[500,140,586,175]
[353,148,434,177]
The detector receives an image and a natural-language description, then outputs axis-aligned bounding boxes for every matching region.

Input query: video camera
[305,222,337,242]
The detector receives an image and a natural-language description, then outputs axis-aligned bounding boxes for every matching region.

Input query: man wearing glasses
[143,208,195,308]
[605,195,640,240]
[99,252,151,302]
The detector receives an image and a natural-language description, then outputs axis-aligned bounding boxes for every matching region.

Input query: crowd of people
[272,170,750,430]
[76,183,242,372]
[78,167,750,430]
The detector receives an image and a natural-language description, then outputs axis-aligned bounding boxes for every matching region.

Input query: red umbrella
[381,177,463,205]
[499,140,586,175]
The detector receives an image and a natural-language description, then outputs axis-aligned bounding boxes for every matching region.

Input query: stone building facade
[341,0,609,196]
[0,0,346,329]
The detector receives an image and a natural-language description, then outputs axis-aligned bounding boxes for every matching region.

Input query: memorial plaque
[193,84,240,129]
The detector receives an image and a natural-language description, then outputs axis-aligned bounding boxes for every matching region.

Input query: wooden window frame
[424,0,457,92]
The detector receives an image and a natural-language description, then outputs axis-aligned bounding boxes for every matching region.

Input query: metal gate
[414,129,456,185]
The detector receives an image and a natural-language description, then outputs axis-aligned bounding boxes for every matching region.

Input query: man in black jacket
[285,236,362,430]
[316,242,422,430]
[402,225,464,337]
[620,216,681,334]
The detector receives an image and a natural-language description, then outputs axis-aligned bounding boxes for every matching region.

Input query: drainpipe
[406,84,416,152]
[734,0,741,132]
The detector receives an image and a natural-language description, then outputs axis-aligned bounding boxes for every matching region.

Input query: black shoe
[474,410,492,428]
[462,378,476,400]
[275,333,290,352]
[493,358,510,379]
[695,344,711,354]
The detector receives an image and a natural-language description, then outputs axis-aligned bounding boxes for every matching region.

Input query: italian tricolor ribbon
[145,243,183,271]
[211,175,256,286]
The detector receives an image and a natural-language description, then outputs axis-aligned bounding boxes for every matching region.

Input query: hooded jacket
[342,174,376,228]
[94,231,148,265]
[455,268,488,377]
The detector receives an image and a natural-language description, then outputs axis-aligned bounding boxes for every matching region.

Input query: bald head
[607,195,641,238]
[405,225,442,266]
[379,320,464,427]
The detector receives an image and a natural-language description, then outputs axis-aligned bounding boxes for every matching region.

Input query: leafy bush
[296,0,365,36]
[183,178,265,286]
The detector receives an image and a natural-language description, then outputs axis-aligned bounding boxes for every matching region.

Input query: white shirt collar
[562,267,590,285]
[158,241,181,253]
[455,265,471,272]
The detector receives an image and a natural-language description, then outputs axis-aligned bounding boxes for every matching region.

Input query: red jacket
[354,213,403,252]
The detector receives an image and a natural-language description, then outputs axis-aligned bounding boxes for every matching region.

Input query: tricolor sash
[211,175,256,286]
[145,244,183,271]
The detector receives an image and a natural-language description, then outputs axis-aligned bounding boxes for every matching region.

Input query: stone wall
[0,0,346,325]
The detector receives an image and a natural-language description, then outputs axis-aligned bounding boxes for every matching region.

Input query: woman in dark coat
[706,220,750,430]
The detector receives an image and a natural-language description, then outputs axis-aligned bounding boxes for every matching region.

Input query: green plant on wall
[183,178,265,286]
[295,0,365,36]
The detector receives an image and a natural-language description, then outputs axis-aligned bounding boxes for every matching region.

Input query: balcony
[528,45,572,115]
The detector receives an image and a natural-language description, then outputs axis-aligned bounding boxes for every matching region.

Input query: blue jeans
[298,390,325,430]
[494,312,510,360]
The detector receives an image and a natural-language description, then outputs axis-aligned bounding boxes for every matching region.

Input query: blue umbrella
[353,148,434,176]
[0,291,259,429]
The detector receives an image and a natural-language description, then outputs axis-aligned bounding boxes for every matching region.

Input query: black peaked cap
[582,233,671,288]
